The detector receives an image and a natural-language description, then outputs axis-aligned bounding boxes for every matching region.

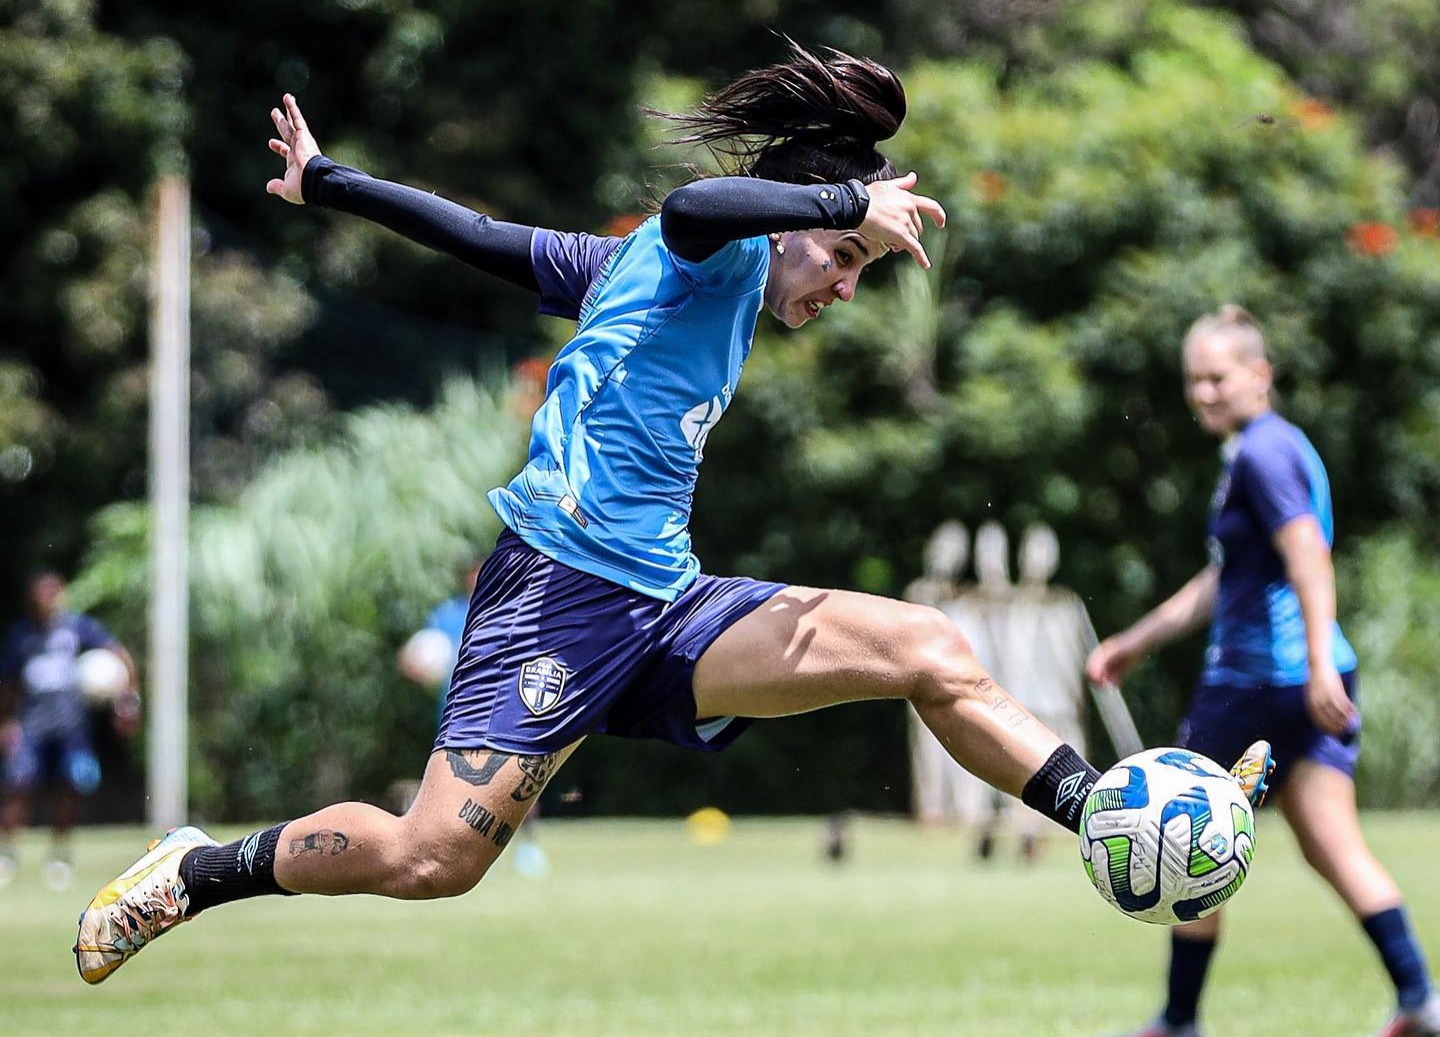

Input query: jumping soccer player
[77,43,1265,989]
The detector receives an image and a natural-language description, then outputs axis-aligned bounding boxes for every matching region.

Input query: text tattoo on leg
[289,830,350,857]
[979,678,1035,730]
[458,798,515,848]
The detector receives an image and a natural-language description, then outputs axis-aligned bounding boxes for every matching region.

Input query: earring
[770,234,785,255]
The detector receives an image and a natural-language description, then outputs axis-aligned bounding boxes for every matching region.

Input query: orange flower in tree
[1407,208,1440,238]
[970,170,1008,204]
[1289,97,1335,131]
[1346,222,1398,257]
[509,356,551,419]
[605,213,646,237]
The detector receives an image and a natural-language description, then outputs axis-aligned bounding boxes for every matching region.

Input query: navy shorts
[435,529,784,755]
[1178,670,1360,792]
[5,722,101,794]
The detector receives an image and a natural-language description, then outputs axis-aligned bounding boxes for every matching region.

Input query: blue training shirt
[1201,411,1358,687]
[489,216,771,601]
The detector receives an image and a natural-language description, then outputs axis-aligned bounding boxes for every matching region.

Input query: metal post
[147,175,191,828]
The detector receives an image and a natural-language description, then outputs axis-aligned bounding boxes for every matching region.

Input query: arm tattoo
[289,830,350,857]
[458,798,516,848]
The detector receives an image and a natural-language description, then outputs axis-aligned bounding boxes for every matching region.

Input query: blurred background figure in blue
[0,570,140,889]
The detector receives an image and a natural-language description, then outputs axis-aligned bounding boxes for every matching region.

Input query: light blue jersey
[1201,412,1358,687]
[489,216,770,601]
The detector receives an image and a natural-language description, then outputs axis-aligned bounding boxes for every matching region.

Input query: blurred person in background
[0,570,139,889]
[1086,306,1438,1037]
[397,559,484,722]
[75,42,1260,990]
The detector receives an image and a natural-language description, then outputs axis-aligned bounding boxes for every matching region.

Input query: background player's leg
[692,586,1064,797]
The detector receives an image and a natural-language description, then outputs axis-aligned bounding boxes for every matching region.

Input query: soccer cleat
[74,825,217,984]
[1374,993,1440,1037]
[1109,1017,1201,1037]
[1228,739,1274,808]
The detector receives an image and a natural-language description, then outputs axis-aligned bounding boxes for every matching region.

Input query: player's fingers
[917,195,947,229]
[285,93,308,132]
[269,138,289,157]
[266,178,284,196]
[901,234,931,270]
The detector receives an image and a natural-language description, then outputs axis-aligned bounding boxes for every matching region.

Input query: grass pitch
[2,812,1436,1036]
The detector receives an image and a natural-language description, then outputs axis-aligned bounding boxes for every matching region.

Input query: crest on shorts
[518,656,569,715]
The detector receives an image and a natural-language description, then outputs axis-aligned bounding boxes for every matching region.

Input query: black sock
[1162,933,1218,1026]
[180,823,297,914]
[1020,744,1100,833]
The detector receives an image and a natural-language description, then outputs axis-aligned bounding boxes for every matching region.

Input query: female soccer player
[75,43,1254,988]
[1087,306,1438,1037]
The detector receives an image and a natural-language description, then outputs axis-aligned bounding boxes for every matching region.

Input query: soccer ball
[398,628,455,687]
[1080,746,1257,925]
[75,648,129,705]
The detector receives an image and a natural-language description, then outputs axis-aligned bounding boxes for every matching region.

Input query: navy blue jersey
[0,613,115,734]
[1202,412,1357,686]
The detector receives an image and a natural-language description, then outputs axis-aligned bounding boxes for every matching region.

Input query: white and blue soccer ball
[1080,747,1257,925]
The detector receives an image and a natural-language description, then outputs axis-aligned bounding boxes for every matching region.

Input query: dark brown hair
[658,39,905,186]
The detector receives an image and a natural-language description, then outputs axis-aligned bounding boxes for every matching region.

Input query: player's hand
[1085,635,1143,686]
[858,172,947,270]
[1304,663,1356,736]
[267,93,323,205]
[112,688,142,738]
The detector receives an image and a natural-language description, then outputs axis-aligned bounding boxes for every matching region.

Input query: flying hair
[655,38,905,186]
[1183,303,1269,363]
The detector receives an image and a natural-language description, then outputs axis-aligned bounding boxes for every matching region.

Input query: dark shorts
[435,529,784,755]
[5,722,100,794]
[1178,670,1360,792]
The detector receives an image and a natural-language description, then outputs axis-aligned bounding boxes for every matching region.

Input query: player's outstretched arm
[263,93,546,295]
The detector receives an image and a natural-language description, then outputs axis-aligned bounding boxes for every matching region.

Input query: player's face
[28,574,66,621]
[1183,333,1272,436]
[763,230,883,328]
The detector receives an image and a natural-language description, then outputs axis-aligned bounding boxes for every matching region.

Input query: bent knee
[898,606,991,708]
[390,824,496,899]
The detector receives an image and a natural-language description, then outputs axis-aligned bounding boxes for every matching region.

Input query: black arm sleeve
[659,176,871,262]
[301,156,540,292]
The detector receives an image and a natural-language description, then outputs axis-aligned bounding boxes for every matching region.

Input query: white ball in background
[399,628,455,687]
[75,648,129,705]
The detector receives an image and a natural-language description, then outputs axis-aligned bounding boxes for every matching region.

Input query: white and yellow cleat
[1228,739,1275,809]
[74,825,217,984]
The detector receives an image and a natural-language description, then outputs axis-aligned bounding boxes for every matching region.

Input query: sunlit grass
[2,813,1436,1036]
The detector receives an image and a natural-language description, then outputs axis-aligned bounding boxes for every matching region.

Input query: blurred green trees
[695,1,1440,782]
[72,379,526,818]
[8,0,1440,815]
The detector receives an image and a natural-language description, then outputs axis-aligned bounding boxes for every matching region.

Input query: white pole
[147,175,191,829]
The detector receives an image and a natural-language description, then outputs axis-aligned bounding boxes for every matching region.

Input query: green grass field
[2,812,1436,1036]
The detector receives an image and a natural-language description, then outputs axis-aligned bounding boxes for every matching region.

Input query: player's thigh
[692,585,971,719]
[1276,759,1366,867]
[404,741,580,874]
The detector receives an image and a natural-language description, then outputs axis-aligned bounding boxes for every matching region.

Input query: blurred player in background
[1087,306,1438,1037]
[76,42,1258,988]
[397,559,548,877]
[397,559,483,721]
[1,570,138,888]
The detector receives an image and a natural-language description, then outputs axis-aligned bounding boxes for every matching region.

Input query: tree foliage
[72,378,527,819]
[694,1,1440,755]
